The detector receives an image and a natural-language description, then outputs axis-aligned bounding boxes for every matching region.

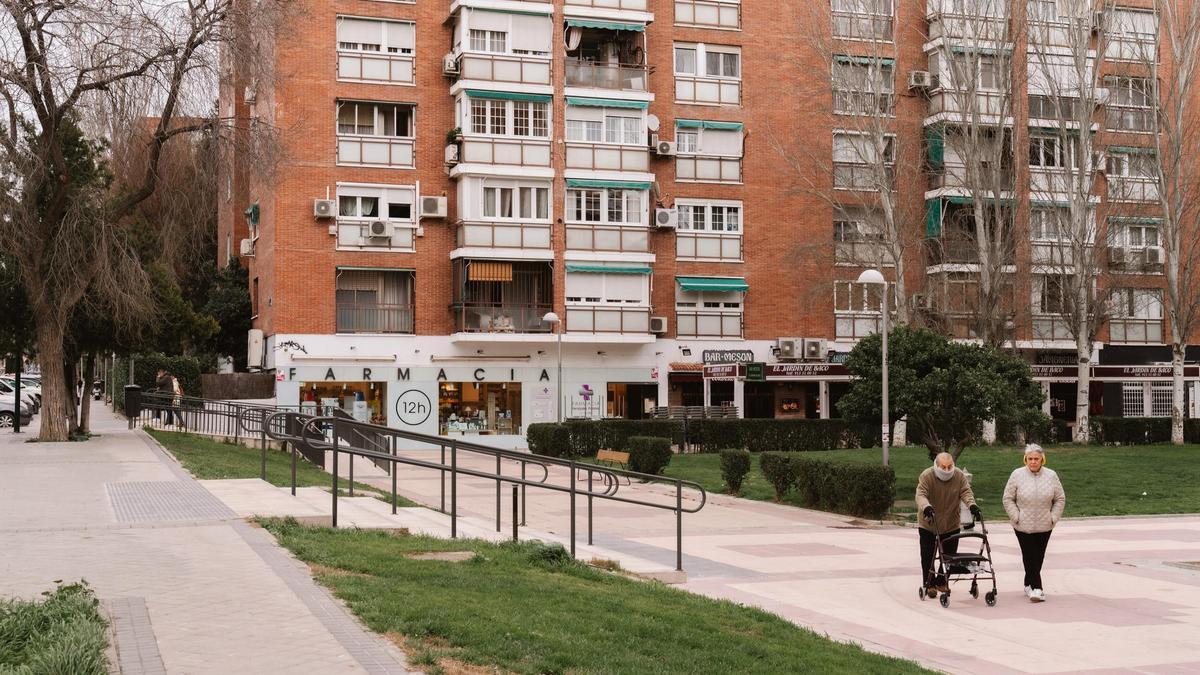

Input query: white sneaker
[1024,585,1032,598]
[1030,589,1045,603]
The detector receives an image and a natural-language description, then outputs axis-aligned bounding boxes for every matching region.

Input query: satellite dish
[646,114,660,132]
[565,26,582,51]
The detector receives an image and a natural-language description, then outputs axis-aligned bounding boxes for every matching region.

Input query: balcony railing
[566,223,650,253]
[833,91,895,116]
[337,134,414,168]
[565,141,649,172]
[677,231,742,261]
[1109,318,1163,343]
[1029,96,1087,121]
[1108,176,1159,202]
[833,163,895,190]
[565,60,650,91]
[337,50,414,85]
[835,313,883,340]
[675,0,740,29]
[1106,107,1155,133]
[926,11,1010,42]
[677,310,742,339]
[928,164,1014,191]
[452,303,553,334]
[1032,314,1072,341]
[336,303,414,334]
[567,305,651,333]
[834,239,887,265]
[337,219,417,250]
[1029,167,1088,196]
[566,0,647,8]
[459,52,551,86]
[457,221,552,249]
[927,90,1010,118]
[675,75,740,106]
[677,154,742,183]
[832,11,893,41]
[459,136,552,166]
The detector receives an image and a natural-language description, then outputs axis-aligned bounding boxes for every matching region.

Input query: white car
[0,379,38,414]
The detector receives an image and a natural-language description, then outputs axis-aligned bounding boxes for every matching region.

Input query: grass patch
[148,430,416,506]
[260,517,931,675]
[664,445,1200,520]
[0,581,108,674]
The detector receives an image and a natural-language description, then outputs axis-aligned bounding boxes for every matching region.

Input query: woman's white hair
[1024,443,1045,457]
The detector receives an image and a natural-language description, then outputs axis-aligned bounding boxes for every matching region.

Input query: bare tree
[0,0,281,441]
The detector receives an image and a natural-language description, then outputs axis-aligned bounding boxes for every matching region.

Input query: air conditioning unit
[243,85,256,104]
[1094,87,1111,105]
[444,144,459,165]
[654,207,678,229]
[908,70,933,91]
[803,338,827,361]
[1091,10,1106,32]
[913,293,933,310]
[368,220,393,239]
[313,199,336,218]
[650,316,668,334]
[777,338,800,361]
[1107,245,1127,265]
[442,53,460,76]
[239,238,255,257]
[1144,246,1165,265]
[654,139,677,156]
[247,329,264,371]
[420,195,448,219]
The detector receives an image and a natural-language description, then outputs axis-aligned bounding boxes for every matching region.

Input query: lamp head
[856,269,886,285]
[542,312,561,324]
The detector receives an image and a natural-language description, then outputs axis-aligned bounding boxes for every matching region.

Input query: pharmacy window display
[300,381,388,424]
[439,381,522,434]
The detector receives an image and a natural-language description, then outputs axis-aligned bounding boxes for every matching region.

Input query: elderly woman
[1003,444,1066,602]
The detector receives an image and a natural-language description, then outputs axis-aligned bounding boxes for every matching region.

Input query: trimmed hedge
[1089,416,1172,445]
[526,423,574,458]
[792,456,895,519]
[1186,419,1200,443]
[719,449,751,495]
[527,420,684,459]
[626,436,673,475]
[695,418,877,453]
[760,452,800,501]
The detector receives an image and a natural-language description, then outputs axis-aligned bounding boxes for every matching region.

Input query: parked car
[0,394,33,429]
[0,379,38,414]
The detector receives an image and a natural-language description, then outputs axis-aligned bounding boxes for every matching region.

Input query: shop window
[439,381,522,434]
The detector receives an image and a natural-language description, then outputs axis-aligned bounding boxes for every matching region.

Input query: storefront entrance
[438,382,521,435]
[607,383,658,419]
[300,381,388,424]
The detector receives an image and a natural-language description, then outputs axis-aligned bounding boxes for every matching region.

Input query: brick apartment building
[219,0,1198,441]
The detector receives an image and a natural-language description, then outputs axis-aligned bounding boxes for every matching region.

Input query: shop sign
[702,364,740,379]
[1030,365,1071,378]
[703,349,755,364]
[765,363,848,378]
[394,389,432,426]
[1093,365,1199,379]
[1035,352,1076,366]
[828,352,851,364]
[745,362,766,382]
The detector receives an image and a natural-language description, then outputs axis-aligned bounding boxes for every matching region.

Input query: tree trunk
[1074,337,1091,444]
[34,317,70,442]
[78,352,96,436]
[1172,343,1186,445]
[64,359,80,435]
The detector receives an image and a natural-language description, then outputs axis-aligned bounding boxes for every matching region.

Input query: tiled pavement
[0,410,411,674]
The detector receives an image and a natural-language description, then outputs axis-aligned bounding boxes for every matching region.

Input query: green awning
[676,276,749,292]
[566,264,652,275]
[565,18,645,32]
[947,195,975,205]
[950,45,1012,55]
[565,97,648,110]
[1031,200,1070,207]
[926,198,943,237]
[473,7,553,16]
[464,89,552,103]
[834,54,896,66]
[1108,145,1154,154]
[676,119,744,131]
[1109,216,1163,224]
[565,178,652,190]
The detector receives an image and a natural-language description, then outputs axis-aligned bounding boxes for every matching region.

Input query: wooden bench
[596,449,630,471]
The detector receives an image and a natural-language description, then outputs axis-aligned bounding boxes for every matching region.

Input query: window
[834,207,884,245]
[337,101,414,137]
[336,269,415,334]
[677,130,698,153]
[1029,134,1080,168]
[337,17,414,55]
[1104,76,1155,132]
[832,58,895,115]
[339,195,379,218]
[470,29,507,53]
[676,202,742,232]
[1106,151,1156,178]
[605,116,642,145]
[467,97,550,138]
[831,0,893,40]
[674,46,697,75]
[1029,209,1068,241]
[1034,275,1070,314]
[1112,288,1162,319]
[482,185,550,220]
[565,109,643,145]
[674,43,741,79]
[834,280,892,312]
[1108,220,1159,249]
[833,132,895,189]
[566,120,603,142]
[566,189,645,225]
[674,124,744,156]
[1105,9,1158,61]
[565,273,649,305]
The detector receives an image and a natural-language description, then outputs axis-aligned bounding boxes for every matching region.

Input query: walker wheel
[919,586,927,601]
[970,581,979,599]
[985,591,997,607]
[940,593,950,608]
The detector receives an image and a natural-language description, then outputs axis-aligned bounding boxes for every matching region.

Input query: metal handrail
[300,415,707,571]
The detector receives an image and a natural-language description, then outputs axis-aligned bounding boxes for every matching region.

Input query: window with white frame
[1033,274,1070,314]
[1028,0,1091,23]
[1111,288,1162,320]
[1029,208,1070,241]
[337,17,414,55]
[566,188,645,225]
[564,108,644,145]
[464,10,551,56]
[1029,133,1080,169]
[833,131,895,189]
[565,272,649,305]
[834,280,895,338]
[1108,219,1159,249]
[481,184,551,220]
[676,129,698,153]
[1106,150,1156,178]
[338,187,415,222]
[674,43,741,79]
[831,0,893,41]
[1104,76,1155,132]
[675,288,743,310]
[947,52,1001,91]
[337,101,414,137]
[833,207,885,263]
[676,202,742,232]
[1105,8,1159,62]
[469,29,507,53]
[467,97,549,138]
[832,58,895,115]
[674,123,743,157]
[676,287,744,338]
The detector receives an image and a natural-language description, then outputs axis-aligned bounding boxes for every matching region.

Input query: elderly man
[916,452,981,596]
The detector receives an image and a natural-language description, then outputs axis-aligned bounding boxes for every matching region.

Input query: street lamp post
[857,269,889,466]
[542,312,563,423]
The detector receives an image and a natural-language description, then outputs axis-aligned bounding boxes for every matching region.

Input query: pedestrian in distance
[169,373,186,429]
[154,369,173,423]
[916,452,982,596]
[1003,443,1066,603]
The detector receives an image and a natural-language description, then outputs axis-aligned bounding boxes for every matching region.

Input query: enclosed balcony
[335,269,415,334]
[925,198,1014,266]
[451,260,553,334]
[564,180,652,253]
[564,98,650,172]
[675,0,740,29]
[565,21,650,92]
[336,101,415,169]
[336,17,415,85]
[452,7,553,86]
[566,0,648,10]
[925,0,1010,42]
[565,264,653,335]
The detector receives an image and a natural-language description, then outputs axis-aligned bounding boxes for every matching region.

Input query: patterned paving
[106,597,168,675]
[105,480,237,523]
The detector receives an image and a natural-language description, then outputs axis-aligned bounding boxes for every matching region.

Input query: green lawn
[664,444,1200,520]
[0,582,108,674]
[148,430,415,506]
[260,518,931,675]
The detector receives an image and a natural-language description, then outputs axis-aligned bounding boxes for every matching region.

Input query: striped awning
[468,261,513,282]
[565,19,645,32]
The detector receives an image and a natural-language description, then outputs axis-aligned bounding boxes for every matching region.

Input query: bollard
[511,484,519,541]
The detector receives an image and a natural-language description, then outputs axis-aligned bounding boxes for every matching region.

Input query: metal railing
[565,60,650,91]
[452,303,553,334]
[336,303,414,334]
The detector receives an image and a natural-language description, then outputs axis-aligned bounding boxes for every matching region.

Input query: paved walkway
[0,409,411,675]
